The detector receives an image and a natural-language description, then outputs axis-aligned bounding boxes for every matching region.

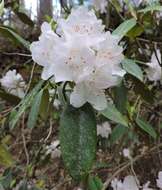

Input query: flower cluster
[30,6,125,110]
[0,70,26,98]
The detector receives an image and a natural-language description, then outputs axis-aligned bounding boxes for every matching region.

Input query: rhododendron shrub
[1,0,162,189]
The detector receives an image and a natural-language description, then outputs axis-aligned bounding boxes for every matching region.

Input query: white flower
[157,171,162,189]
[122,176,139,190]
[111,176,139,190]
[92,0,108,13]
[123,148,131,159]
[70,33,125,110]
[70,81,107,110]
[30,6,125,110]
[146,49,161,82]
[0,70,26,98]
[97,121,111,138]
[111,178,124,190]
[52,37,96,83]
[30,22,61,80]
[46,140,61,159]
[142,181,153,190]
[57,6,105,46]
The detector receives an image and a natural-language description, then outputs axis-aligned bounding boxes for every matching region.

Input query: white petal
[70,83,87,108]
[87,89,107,110]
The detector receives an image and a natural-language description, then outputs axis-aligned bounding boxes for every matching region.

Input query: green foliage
[0,26,30,49]
[0,143,14,167]
[122,59,143,81]
[14,11,34,27]
[60,104,97,181]
[136,117,157,139]
[110,125,128,145]
[9,81,44,129]
[113,82,127,114]
[27,89,43,129]
[88,175,103,190]
[101,103,128,127]
[0,89,21,105]
[112,18,137,40]
[139,4,162,13]
[0,0,4,16]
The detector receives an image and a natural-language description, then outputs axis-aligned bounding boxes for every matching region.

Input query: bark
[38,0,53,24]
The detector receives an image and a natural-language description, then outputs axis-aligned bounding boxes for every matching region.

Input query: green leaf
[138,4,162,13]
[59,104,97,181]
[136,118,157,139]
[112,18,137,40]
[127,25,144,38]
[101,103,128,127]
[0,89,21,105]
[27,89,43,129]
[88,176,103,190]
[39,89,50,120]
[14,11,34,27]
[0,25,30,49]
[111,0,122,12]
[0,0,4,16]
[122,59,143,81]
[113,82,127,114]
[9,81,44,129]
[0,143,14,167]
[110,125,128,145]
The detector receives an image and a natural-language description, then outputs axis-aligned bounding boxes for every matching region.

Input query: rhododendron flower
[111,176,139,190]
[142,181,153,190]
[30,22,61,80]
[46,140,61,159]
[123,148,131,159]
[0,70,26,98]
[30,6,125,110]
[57,7,105,46]
[97,121,111,138]
[157,171,162,189]
[92,0,108,13]
[146,49,161,82]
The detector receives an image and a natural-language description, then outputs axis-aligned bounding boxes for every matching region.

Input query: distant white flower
[92,0,108,13]
[111,178,123,190]
[123,148,131,159]
[0,70,26,98]
[97,121,111,138]
[111,176,139,190]
[46,140,61,159]
[157,171,162,189]
[146,49,161,82]
[122,176,139,190]
[142,181,153,190]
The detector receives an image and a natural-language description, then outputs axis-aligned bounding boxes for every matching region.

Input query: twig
[1,52,31,57]
[44,118,53,143]
[102,143,162,190]
[21,113,30,166]
[25,62,36,95]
